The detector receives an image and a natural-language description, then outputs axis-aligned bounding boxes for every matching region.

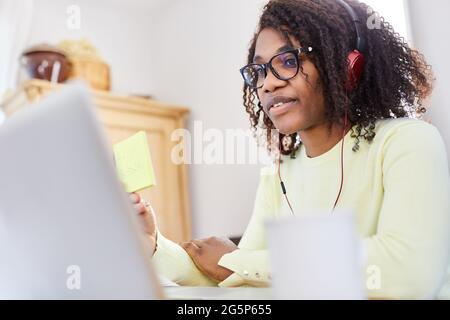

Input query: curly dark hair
[243,0,433,157]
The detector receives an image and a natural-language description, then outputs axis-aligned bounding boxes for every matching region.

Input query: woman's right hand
[129,193,158,255]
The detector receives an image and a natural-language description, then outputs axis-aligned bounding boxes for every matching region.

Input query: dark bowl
[21,47,71,83]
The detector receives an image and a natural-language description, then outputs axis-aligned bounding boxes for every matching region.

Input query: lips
[266,96,298,112]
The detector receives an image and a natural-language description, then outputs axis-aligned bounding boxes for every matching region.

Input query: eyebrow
[253,44,294,63]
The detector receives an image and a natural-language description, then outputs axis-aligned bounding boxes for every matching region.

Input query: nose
[260,67,286,94]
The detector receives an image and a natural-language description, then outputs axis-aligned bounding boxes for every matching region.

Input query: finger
[133,203,146,214]
[129,193,141,204]
[180,241,199,250]
[180,242,201,257]
[203,236,218,243]
[191,239,204,248]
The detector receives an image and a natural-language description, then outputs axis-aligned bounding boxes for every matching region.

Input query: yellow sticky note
[113,131,156,193]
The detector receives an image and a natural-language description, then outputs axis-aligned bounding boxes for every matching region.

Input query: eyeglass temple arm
[298,46,314,55]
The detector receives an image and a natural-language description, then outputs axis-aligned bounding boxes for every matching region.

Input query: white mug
[266,211,365,299]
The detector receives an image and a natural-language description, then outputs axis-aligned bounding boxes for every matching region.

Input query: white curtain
[0,0,35,97]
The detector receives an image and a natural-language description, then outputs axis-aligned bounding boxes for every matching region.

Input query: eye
[283,58,297,68]
[277,52,298,69]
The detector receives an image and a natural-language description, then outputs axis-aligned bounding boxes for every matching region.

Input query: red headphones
[347,50,365,91]
[278,0,366,214]
[338,0,366,91]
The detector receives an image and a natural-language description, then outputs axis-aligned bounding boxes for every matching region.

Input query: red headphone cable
[278,110,348,215]
[332,109,348,211]
[278,138,295,215]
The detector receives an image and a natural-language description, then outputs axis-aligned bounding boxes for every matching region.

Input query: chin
[273,120,302,135]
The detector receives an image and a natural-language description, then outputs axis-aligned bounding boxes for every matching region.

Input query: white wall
[407,0,450,169]
[145,0,268,238]
[365,0,410,40]
[24,0,160,95]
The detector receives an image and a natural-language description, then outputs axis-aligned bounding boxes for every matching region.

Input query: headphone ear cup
[346,50,365,91]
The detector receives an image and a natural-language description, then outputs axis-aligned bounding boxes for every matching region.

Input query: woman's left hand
[180,236,238,282]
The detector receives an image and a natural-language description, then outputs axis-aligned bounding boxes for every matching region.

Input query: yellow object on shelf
[58,38,110,91]
[69,58,110,91]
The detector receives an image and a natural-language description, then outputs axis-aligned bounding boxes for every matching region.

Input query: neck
[298,122,350,158]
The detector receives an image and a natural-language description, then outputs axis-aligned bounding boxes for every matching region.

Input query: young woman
[130,0,449,299]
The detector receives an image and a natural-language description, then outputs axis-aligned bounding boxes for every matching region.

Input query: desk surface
[164,286,273,300]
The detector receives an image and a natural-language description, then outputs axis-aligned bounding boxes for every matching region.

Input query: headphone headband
[336,0,366,53]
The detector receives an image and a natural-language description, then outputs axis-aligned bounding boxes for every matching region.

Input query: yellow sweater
[153,118,450,299]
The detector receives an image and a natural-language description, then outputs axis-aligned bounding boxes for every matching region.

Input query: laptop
[0,83,163,299]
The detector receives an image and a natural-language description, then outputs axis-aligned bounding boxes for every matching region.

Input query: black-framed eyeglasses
[240,46,313,89]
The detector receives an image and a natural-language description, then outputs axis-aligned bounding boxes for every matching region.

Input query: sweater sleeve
[364,121,450,299]
[152,232,216,286]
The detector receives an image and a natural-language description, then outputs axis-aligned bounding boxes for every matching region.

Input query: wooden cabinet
[0,79,192,243]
